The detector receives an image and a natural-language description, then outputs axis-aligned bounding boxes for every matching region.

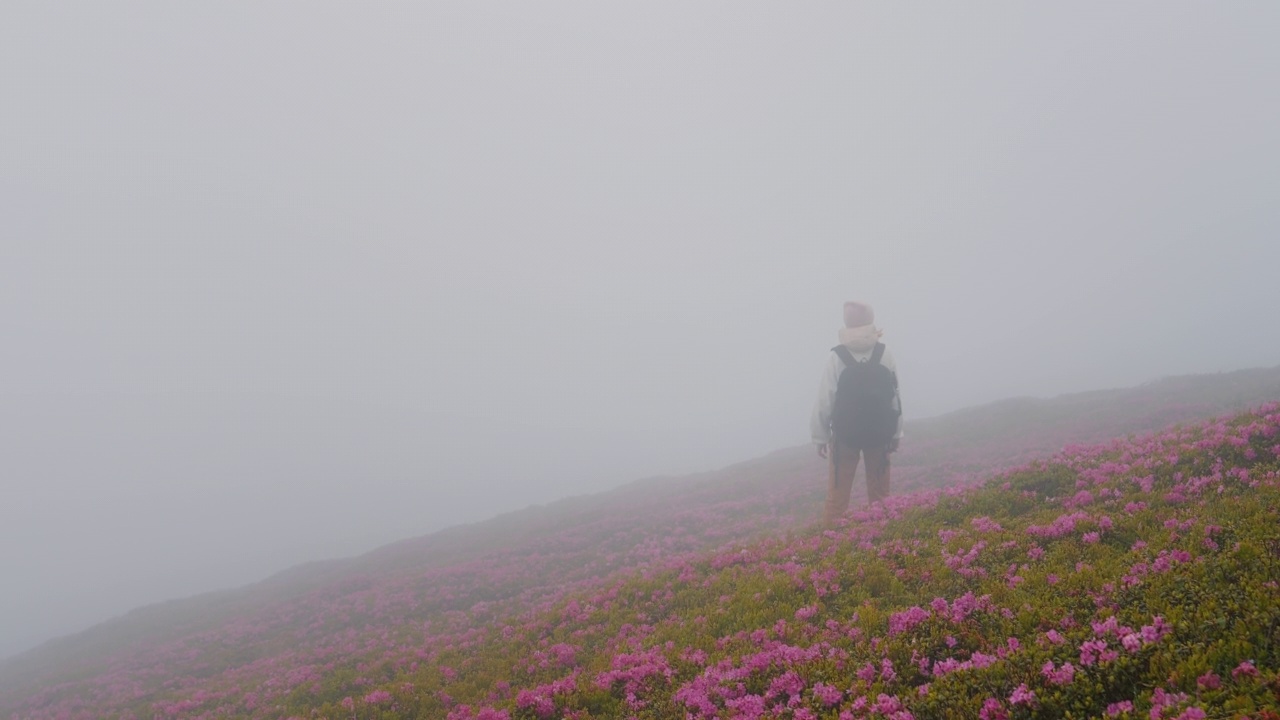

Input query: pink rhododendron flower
[874,693,903,715]
[888,606,930,635]
[972,516,1003,533]
[1106,700,1133,716]
[1140,617,1169,644]
[1079,639,1108,666]
[1150,688,1188,718]
[979,698,1008,720]
[968,652,999,670]
[723,694,765,717]
[1041,660,1075,685]
[1008,684,1036,706]
[767,670,805,699]
[515,690,555,718]
[1232,660,1259,679]
[812,682,843,706]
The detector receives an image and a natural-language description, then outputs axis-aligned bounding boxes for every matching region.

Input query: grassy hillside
[302,405,1279,720]
[3,367,1280,719]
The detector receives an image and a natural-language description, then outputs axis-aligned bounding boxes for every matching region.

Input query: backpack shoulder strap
[869,342,886,366]
[832,345,856,366]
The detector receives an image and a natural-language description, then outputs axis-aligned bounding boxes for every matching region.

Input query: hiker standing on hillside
[811,302,903,524]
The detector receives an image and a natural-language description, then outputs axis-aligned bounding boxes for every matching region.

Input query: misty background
[3,3,1278,660]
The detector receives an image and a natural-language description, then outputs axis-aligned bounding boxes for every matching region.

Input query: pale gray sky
[2,2,1278,659]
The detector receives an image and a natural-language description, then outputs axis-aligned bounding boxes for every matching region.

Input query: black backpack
[830,342,899,448]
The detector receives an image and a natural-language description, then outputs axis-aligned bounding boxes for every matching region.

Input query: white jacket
[810,328,903,446]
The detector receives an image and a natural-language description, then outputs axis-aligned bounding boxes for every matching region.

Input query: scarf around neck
[838,324,883,353]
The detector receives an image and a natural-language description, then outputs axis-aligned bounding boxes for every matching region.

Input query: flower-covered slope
[7,400,1280,719]
[307,404,1279,720]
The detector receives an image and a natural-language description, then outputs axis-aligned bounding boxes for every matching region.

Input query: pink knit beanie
[844,299,875,327]
[843,301,875,328]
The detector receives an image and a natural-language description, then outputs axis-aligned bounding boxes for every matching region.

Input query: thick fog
[3,3,1279,660]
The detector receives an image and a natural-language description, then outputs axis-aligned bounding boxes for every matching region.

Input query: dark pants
[824,439,891,525]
